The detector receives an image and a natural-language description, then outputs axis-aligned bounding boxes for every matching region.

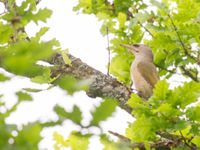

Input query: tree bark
[49,53,133,114]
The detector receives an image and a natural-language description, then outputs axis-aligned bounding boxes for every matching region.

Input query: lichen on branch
[49,53,133,114]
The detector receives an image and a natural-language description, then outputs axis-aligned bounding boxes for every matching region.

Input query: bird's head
[120,43,153,61]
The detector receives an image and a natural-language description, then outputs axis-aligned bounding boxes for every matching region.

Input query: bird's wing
[137,61,159,88]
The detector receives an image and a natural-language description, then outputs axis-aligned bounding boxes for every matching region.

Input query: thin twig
[108,130,131,142]
[106,27,111,75]
[188,135,195,143]
[180,66,198,82]
[168,14,196,61]
[179,131,187,144]
[138,22,154,37]
[0,8,6,16]
[155,63,179,74]
[36,0,41,4]
[127,11,154,38]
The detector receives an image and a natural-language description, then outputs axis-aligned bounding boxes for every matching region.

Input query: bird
[120,43,159,99]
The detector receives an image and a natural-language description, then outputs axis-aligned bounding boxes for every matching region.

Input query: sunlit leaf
[61,49,71,66]
[55,75,91,95]
[53,131,69,149]
[16,91,32,101]
[118,12,126,29]
[54,105,82,125]
[32,8,53,24]
[14,123,42,149]
[68,131,90,150]
[168,81,200,109]
[31,27,49,41]
[31,67,51,84]
[90,98,117,126]
[186,106,200,122]
[23,88,42,92]
[0,73,10,82]
[152,79,170,101]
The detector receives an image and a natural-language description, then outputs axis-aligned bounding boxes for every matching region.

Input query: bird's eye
[133,44,140,47]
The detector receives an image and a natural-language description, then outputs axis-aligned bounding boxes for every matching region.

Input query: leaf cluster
[74,0,200,83]
[1,0,200,150]
[127,80,200,147]
[71,0,200,149]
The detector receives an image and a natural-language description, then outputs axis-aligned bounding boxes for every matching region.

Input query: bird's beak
[120,44,136,52]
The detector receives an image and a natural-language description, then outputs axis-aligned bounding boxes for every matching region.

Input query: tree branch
[180,66,199,82]
[49,53,133,114]
[109,130,197,150]
[126,11,154,38]
[108,130,131,143]
[168,14,196,61]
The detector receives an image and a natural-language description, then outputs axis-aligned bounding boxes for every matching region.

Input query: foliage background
[0,0,132,149]
[0,0,200,149]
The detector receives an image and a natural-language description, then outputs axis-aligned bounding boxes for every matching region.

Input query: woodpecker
[120,43,159,99]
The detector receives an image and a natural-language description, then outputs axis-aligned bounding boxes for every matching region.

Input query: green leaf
[15,123,42,149]
[0,95,4,106]
[152,79,170,100]
[127,93,151,117]
[0,22,13,44]
[68,131,90,150]
[128,18,137,28]
[7,0,15,8]
[135,11,153,24]
[118,12,126,29]
[16,0,36,15]
[54,105,82,125]
[146,24,169,32]
[96,12,110,21]
[55,75,77,95]
[31,27,49,41]
[53,131,69,149]
[0,73,10,82]
[144,142,151,150]
[90,98,117,126]
[186,106,200,122]
[127,93,145,109]
[32,8,52,24]
[31,67,51,84]
[110,53,132,84]
[153,103,181,118]
[126,115,156,142]
[0,123,17,148]
[61,50,71,66]
[19,7,52,26]
[53,131,91,150]
[165,48,181,66]
[16,91,32,101]
[2,39,58,76]
[154,49,167,68]
[173,120,188,131]
[189,124,200,136]
[168,81,200,109]
[192,135,200,146]
[55,75,91,95]
[100,20,116,36]
[150,0,169,13]
[23,88,42,92]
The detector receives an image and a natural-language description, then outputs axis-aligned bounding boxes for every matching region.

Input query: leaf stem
[168,14,196,61]
[106,27,111,75]
[127,11,154,38]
